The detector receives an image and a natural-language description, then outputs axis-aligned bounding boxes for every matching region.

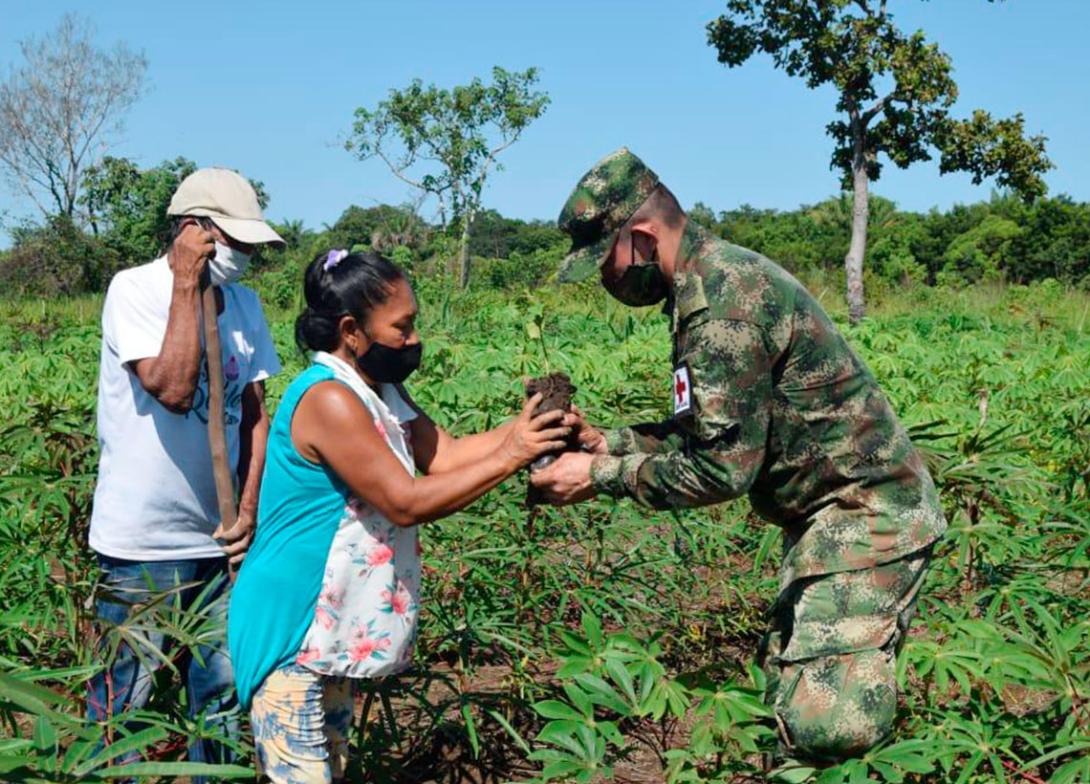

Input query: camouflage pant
[760,547,931,762]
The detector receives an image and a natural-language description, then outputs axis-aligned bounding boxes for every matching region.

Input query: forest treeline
[1,156,1087,301]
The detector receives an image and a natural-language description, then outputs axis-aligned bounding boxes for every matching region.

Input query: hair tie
[324,249,348,271]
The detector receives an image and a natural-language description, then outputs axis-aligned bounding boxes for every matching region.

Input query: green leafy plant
[1,279,1088,781]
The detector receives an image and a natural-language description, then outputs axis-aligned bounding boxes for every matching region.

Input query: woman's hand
[564,405,608,455]
[499,393,571,469]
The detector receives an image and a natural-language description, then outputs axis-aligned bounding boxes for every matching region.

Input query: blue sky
[1,0,1087,243]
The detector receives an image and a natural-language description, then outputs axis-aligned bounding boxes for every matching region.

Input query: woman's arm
[293,382,567,526]
[408,407,515,475]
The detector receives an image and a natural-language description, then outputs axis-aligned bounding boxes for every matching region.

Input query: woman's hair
[294,250,407,354]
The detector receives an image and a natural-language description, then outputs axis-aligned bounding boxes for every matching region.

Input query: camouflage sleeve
[601,421,685,455]
[590,318,772,509]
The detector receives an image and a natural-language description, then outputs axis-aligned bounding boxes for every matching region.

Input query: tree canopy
[346,66,550,287]
[707,0,1052,320]
[0,14,147,220]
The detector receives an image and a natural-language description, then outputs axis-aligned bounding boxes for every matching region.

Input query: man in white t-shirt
[87,168,282,777]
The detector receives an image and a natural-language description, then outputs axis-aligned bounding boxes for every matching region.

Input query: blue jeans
[87,554,239,781]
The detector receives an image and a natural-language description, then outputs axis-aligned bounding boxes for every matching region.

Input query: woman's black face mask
[356,338,423,384]
[602,232,669,307]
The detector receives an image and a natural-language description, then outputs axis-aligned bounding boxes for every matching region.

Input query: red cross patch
[673,364,692,415]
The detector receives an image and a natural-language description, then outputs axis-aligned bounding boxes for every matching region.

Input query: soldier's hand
[172,220,216,287]
[564,405,608,455]
[530,451,597,505]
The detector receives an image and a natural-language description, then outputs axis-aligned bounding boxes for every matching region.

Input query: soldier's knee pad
[773,648,897,761]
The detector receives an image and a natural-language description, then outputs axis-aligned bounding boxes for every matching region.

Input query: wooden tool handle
[201,284,239,550]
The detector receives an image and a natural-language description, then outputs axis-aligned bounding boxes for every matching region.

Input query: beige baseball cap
[167,167,284,245]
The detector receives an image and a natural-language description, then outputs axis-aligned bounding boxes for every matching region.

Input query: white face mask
[208,241,251,286]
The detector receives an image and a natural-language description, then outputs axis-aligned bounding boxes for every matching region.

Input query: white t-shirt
[90,256,281,561]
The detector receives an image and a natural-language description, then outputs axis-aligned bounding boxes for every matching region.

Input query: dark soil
[524,373,579,505]
[526,372,576,417]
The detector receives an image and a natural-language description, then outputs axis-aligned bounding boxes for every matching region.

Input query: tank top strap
[270,364,336,440]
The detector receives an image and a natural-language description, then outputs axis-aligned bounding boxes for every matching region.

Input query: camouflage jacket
[590,223,947,590]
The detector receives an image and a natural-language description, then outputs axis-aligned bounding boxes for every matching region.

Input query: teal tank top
[228,364,347,709]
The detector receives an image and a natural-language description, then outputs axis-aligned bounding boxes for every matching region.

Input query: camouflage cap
[556,147,660,283]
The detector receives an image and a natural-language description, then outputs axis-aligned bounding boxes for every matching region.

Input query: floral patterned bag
[294,352,421,678]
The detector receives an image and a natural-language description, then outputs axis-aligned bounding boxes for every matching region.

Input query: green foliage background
[0,266,1087,781]
[1,156,1089,301]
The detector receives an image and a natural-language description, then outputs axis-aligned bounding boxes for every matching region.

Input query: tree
[0,14,147,220]
[468,209,565,259]
[346,67,549,288]
[79,156,269,264]
[0,214,119,296]
[688,201,719,230]
[325,203,430,254]
[80,157,196,261]
[707,0,1052,322]
[939,213,1023,285]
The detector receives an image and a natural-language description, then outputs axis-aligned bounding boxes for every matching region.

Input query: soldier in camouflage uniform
[531,148,947,762]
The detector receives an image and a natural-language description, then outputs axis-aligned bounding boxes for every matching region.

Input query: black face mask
[603,232,670,307]
[605,260,669,307]
[601,230,667,307]
[356,339,423,384]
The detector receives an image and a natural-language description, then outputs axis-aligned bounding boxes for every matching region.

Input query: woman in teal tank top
[229,250,572,783]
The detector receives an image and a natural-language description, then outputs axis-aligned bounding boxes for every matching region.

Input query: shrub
[0,216,121,296]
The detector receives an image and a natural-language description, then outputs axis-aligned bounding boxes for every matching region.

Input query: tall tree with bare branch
[0,14,147,220]
[347,67,549,288]
[707,0,1052,322]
